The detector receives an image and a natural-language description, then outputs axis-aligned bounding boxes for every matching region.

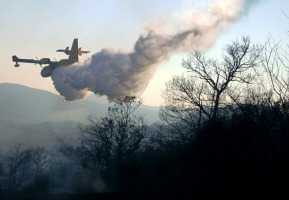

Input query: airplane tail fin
[56,39,89,63]
[69,38,79,63]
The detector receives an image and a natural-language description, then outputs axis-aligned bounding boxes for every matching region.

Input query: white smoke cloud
[51,0,257,101]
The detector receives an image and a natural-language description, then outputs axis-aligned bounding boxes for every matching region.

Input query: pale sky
[0,0,288,106]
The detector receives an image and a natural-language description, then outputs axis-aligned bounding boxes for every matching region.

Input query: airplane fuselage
[40,59,76,77]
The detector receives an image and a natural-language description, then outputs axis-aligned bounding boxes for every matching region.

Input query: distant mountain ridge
[0,83,160,123]
[0,83,160,148]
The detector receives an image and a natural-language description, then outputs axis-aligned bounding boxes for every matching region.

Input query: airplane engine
[41,66,54,78]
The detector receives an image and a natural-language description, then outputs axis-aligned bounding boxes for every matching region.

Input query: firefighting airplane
[12,38,90,78]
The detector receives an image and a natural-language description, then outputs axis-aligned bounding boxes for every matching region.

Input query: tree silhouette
[63,97,146,191]
[162,37,261,128]
[5,145,48,192]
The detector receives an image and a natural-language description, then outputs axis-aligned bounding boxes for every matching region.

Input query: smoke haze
[51,0,259,101]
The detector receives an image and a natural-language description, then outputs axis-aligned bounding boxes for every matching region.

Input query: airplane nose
[41,66,54,78]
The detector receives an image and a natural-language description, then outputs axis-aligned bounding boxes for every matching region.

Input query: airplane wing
[12,56,51,67]
[69,38,79,63]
